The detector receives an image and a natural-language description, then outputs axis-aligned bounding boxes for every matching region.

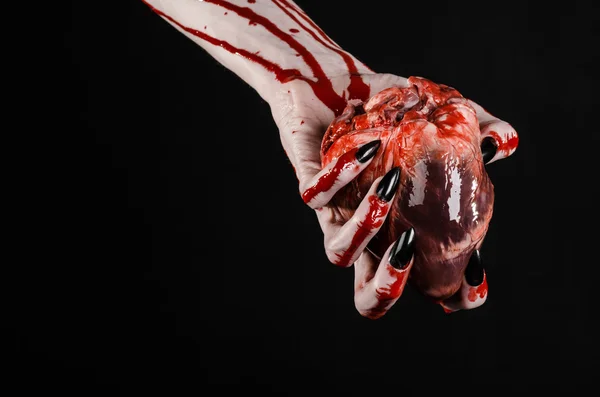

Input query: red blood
[489,130,519,156]
[142,1,303,83]
[467,276,488,302]
[352,114,369,130]
[141,0,370,115]
[272,0,370,102]
[376,265,407,299]
[289,28,299,33]
[276,0,340,49]
[204,0,350,114]
[301,147,359,204]
[334,194,390,266]
[505,134,519,152]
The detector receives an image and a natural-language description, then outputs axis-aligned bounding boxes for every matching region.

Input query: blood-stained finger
[439,250,489,313]
[481,136,497,164]
[300,140,381,209]
[469,100,519,164]
[316,167,400,268]
[354,228,416,319]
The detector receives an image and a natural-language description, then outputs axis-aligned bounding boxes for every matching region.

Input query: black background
[6,0,600,394]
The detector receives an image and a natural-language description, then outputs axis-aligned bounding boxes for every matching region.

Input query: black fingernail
[465,250,485,286]
[389,227,415,269]
[481,137,497,164]
[356,140,381,163]
[376,167,401,202]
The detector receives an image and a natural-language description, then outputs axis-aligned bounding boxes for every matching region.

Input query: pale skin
[141,0,518,318]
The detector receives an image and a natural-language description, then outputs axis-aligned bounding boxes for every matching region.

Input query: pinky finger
[439,250,489,313]
[469,100,519,164]
[354,228,415,319]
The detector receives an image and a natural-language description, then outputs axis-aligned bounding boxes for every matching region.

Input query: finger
[439,250,489,313]
[354,228,416,319]
[469,100,519,164]
[317,167,401,268]
[301,139,381,209]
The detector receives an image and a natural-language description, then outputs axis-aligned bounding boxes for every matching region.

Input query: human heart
[321,76,495,300]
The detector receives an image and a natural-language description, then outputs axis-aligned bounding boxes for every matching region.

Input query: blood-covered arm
[140,0,374,107]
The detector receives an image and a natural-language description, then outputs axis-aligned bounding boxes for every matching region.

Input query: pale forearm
[141,0,373,108]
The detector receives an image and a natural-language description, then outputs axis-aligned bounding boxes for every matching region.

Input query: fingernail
[465,250,485,286]
[481,137,497,164]
[389,227,415,269]
[356,140,381,163]
[376,167,401,202]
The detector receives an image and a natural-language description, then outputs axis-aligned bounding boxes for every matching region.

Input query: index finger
[300,139,381,209]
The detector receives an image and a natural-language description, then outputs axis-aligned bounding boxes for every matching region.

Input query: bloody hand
[295,76,518,318]
[142,0,518,318]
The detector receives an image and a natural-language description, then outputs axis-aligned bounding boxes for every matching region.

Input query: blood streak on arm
[276,0,342,49]
[271,0,370,101]
[141,0,371,116]
[488,130,519,157]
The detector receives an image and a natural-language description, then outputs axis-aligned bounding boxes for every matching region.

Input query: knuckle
[355,304,384,320]
[324,237,353,267]
[302,195,319,208]
[324,247,340,265]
